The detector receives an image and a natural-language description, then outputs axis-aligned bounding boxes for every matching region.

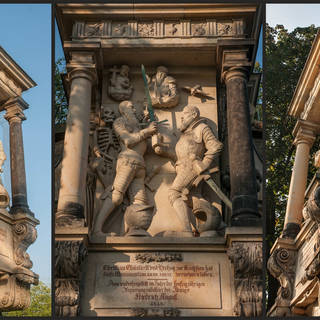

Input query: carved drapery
[227,242,263,317]
[55,240,87,316]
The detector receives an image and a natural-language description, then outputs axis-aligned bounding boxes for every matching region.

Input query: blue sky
[267,4,320,31]
[0,4,51,286]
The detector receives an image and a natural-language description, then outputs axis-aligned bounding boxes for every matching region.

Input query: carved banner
[94,260,221,309]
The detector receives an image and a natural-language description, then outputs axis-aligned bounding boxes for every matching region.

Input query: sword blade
[204,176,232,209]
[141,64,155,122]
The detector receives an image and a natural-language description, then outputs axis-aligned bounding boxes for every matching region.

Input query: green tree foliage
[266,23,319,309]
[2,281,51,317]
[55,58,68,124]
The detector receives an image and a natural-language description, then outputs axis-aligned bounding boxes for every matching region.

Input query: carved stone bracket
[55,240,87,317]
[227,241,263,317]
[267,242,297,316]
[0,213,39,312]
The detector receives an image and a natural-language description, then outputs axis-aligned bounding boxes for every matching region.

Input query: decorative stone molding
[267,243,296,316]
[72,19,245,40]
[227,242,263,316]
[134,252,183,263]
[55,240,87,316]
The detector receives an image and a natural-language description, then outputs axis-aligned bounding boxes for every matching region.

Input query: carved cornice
[0,47,36,93]
[289,31,320,118]
[227,241,263,317]
[72,19,245,40]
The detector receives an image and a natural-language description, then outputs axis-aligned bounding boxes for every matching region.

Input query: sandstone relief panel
[84,66,221,239]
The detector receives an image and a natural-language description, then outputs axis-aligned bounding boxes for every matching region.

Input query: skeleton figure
[108,65,133,101]
[147,66,179,108]
[154,105,223,237]
[92,100,157,237]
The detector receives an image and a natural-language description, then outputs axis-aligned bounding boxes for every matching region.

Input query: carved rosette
[227,242,263,317]
[267,246,296,313]
[55,240,87,316]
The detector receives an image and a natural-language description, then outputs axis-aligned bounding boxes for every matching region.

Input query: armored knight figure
[154,105,223,237]
[108,65,133,101]
[147,66,179,108]
[92,100,157,237]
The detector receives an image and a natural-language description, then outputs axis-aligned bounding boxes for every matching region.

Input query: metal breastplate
[175,131,205,165]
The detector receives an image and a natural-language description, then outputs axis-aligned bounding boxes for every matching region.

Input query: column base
[231,214,261,227]
[231,194,260,226]
[282,222,301,239]
[56,202,85,228]
[10,205,34,216]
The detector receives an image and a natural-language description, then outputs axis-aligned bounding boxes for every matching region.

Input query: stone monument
[55,3,263,316]
[268,30,320,317]
[0,47,39,312]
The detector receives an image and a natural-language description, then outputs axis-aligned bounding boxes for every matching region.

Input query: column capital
[293,119,319,147]
[222,66,249,83]
[219,46,253,83]
[3,96,28,123]
[67,51,97,83]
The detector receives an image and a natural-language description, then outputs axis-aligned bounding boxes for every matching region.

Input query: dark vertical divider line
[51,0,56,317]
[262,0,267,318]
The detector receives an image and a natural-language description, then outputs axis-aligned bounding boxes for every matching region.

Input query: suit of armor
[169,119,223,205]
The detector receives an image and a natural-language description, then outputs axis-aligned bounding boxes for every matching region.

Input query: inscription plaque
[94,260,222,309]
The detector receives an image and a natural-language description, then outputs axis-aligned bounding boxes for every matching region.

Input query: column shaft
[282,122,316,238]
[224,68,259,225]
[57,70,94,221]
[9,118,28,212]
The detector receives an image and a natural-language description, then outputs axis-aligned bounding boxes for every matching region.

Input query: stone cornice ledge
[0,46,36,92]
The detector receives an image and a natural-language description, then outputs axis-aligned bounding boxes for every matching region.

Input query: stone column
[3,97,32,215]
[222,65,259,225]
[282,120,317,238]
[56,52,96,226]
